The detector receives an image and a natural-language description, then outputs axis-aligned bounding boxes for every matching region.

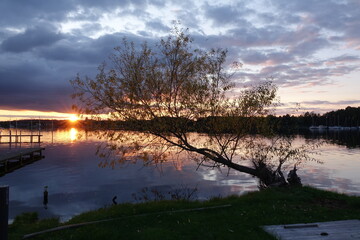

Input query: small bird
[112,196,117,205]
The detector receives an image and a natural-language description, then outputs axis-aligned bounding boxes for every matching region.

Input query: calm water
[0,128,360,222]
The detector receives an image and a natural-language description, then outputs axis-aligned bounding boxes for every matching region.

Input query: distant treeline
[104,106,360,133]
[0,119,73,129]
[1,106,359,133]
[269,106,360,131]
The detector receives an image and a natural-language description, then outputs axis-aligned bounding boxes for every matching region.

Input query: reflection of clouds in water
[301,167,360,195]
[9,200,58,223]
[2,130,360,222]
[4,148,258,222]
[10,191,105,222]
[298,139,360,194]
[195,166,258,195]
[201,169,218,181]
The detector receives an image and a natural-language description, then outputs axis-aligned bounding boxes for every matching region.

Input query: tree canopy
[71,30,311,187]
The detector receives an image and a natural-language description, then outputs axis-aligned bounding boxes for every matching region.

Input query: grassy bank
[9,186,360,240]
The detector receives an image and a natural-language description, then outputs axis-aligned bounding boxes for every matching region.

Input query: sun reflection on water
[69,128,78,142]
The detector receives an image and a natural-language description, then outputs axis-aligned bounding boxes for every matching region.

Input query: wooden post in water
[15,120,18,144]
[30,120,33,145]
[0,185,9,240]
[38,119,41,145]
[51,120,54,144]
[9,130,11,146]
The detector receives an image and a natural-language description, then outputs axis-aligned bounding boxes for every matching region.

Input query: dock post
[15,121,18,143]
[51,120,54,144]
[30,121,33,145]
[38,119,41,144]
[0,185,9,240]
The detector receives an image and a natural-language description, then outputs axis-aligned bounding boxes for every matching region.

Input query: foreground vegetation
[9,186,360,240]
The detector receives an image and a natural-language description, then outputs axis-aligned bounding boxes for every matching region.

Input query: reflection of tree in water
[91,130,320,189]
[131,185,198,202]
[303,130,360,149]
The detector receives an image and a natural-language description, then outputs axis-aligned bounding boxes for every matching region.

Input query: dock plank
[0,134,42,144]
[0,147,45,162]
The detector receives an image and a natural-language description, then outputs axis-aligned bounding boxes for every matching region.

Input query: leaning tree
[71,30,314,187]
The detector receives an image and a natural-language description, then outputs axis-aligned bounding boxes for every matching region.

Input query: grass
[9,186,360,240]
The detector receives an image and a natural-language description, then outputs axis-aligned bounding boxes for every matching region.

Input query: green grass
[9,186,360,240]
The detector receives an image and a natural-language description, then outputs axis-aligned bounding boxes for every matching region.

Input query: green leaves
[70,28,299,186]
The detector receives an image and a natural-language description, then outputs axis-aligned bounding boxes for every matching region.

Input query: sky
[0,0,360,120]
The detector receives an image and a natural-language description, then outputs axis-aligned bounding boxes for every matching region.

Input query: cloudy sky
[1,0,360,119]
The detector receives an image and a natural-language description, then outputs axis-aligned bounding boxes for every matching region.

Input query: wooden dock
[0,133,42,144]
[0,147,45,176]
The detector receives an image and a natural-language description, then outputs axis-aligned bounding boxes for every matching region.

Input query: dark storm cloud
[0,89,73,112]
[204,2,252,26]
[234,57,359,88]
[77,0,134,9]
[240,50,294,65]
[272,0,356,31]
[325,55,360,65]
[69,23,104,37]
[0,0,147,28]
[0,0,359,114]
[0,0,155,113]
[257,11,301,26]
[1,25,63,53]
[0,0,72,27]
[0,63,43,93]
[173,9,202,30]
[272,0,360,49]
[37,34,117,64]
[0,61,74,112]
[289,38,331,57]
[146,20,171,32]
[222,25,320,54]
[0,30,152,112]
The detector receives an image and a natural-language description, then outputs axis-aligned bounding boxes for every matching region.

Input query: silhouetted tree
[71,29,314,187]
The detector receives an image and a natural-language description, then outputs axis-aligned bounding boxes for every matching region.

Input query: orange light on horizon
[0,109,81,121]
[69,115,79,122]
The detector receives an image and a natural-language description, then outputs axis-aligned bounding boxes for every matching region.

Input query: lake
[1,128,360,222]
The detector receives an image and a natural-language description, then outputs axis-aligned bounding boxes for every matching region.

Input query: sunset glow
[0,0,359,117]
[0,110,78,121]
[69,115,79,122]
[1,0,360,232]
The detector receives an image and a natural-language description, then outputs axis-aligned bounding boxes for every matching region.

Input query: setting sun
[69,115,79,122]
